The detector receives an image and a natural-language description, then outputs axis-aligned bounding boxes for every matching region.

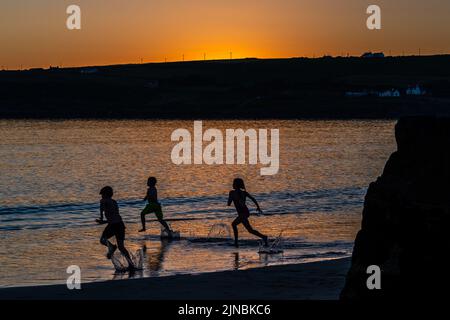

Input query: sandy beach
[0,258,350,300]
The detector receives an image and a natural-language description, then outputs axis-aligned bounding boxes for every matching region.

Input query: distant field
[1,56,450,119]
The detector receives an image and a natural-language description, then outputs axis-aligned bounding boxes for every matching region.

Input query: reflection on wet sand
[147,239,172,273]
[0,120,396,287]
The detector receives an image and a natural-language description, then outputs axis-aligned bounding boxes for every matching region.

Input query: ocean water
[0,120,396,287]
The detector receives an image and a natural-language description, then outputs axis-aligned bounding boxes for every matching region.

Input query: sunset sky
[1,0,449,69]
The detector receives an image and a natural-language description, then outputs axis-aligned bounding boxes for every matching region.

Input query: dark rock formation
[341,116,450,300]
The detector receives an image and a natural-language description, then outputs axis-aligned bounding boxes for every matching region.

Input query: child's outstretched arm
[247,193,262,213]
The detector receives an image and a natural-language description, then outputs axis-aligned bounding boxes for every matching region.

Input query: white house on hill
[378,89,401,97]
[406,85,426,96]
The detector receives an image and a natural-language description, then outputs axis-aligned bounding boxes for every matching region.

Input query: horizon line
[2,53,450,72]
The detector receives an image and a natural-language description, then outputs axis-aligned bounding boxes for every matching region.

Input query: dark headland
[1,55,450,119]
[341,116,450,301]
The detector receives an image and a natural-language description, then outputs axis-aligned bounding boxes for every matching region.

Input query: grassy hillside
[1,55,450,119]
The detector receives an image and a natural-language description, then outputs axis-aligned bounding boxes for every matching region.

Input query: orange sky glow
[1,0,449,69]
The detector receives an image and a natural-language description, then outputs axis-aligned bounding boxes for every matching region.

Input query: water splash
[161,229,181,239]
[207,223,232,240]
[160,223,181,239]
[259,231,284,254]
[111,248,144,272]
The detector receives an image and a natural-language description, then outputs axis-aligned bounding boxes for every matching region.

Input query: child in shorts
[98,186,135,269]
[138,177,172,235]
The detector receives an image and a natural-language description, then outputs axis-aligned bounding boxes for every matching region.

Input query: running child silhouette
[139,177,173,235]
[98,186,135,270]
[227,178,268,248]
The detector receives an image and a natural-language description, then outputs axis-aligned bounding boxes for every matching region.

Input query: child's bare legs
[158,218,172,233]
[242,219,268,246]
[231,217,240,247]
[140,204,170,233]
[140,214,171,234]
[232,217,268,247]
[117,238,134,269]
[100,236,117,259]
[139,211,147,232]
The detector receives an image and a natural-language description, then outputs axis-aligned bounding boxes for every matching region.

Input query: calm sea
[0,120,396,287]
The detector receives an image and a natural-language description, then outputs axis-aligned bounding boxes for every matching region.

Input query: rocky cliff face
[341,117,450,300]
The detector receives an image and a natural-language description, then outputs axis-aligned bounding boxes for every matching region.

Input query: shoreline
[0,258,350,300]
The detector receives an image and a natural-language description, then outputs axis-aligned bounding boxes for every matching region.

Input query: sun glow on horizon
[1,0,450,69]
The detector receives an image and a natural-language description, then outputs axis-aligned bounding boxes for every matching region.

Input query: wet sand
[0,258,350,300]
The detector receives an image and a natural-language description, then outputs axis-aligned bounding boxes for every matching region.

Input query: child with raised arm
[227,178,268,248]
[139,177,172,235]
[98,186,135,270]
